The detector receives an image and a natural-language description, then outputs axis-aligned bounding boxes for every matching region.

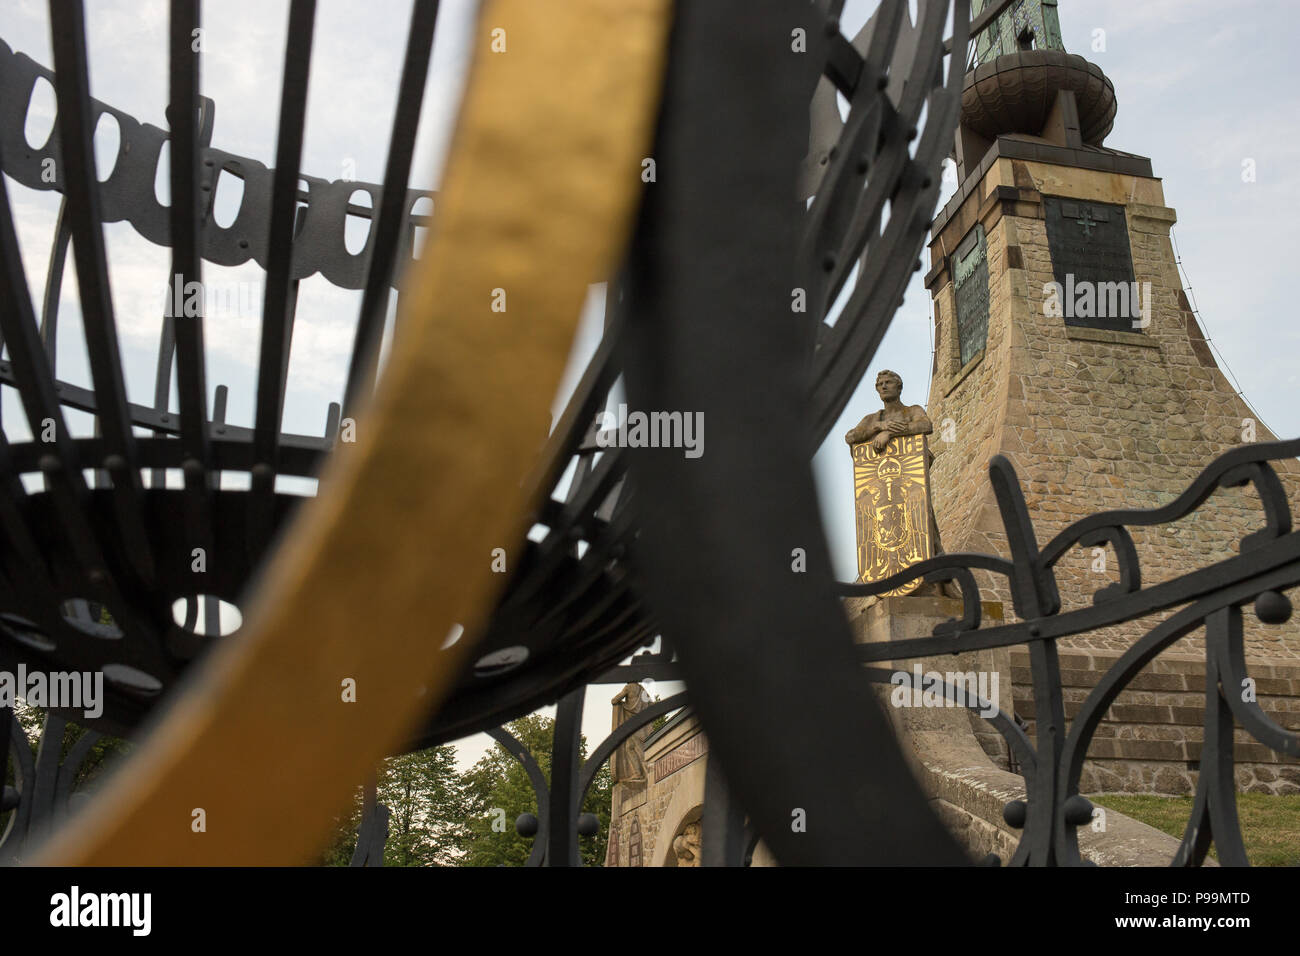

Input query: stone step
[1020,685,1300,712]
[1008,650,1300,683]
[1018,718,1298,748]
[1075,737,1300,764]
[1008,663,1300,696]
[1008,650,1300,681]
[1015,697,1300,729]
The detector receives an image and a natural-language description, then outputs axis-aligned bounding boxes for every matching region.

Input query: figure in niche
[610,682,651,784]
[672,821,701,867]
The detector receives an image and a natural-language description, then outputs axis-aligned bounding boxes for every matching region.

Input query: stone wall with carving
[606,710,703,867]
[604,709,778,866]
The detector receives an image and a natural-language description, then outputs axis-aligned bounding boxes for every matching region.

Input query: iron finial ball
[1002,799,1027,829]
[577,813,599,838]
[514,812,539,838]
[1063,795,1094,827]
[1255,590,1292,625]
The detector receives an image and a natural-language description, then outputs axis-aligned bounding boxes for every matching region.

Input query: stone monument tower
[922,1,1300,792]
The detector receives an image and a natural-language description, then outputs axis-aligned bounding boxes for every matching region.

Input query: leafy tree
[316,785,366,866]
[379,745,468,866]
[460,713,611,866]
[315,743,465,866]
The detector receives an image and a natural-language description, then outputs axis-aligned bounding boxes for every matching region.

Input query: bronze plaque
[953,224,989,367]
[1043,196,1138,332]
[853,435,933,594]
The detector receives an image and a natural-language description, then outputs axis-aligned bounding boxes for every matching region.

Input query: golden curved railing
[37,0,672,865]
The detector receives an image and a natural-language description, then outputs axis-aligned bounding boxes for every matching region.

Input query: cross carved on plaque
[1071,205,1102,239]
[1075,207,1100,238]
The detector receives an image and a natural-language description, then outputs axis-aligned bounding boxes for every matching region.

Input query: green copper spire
[971,0,1065,66]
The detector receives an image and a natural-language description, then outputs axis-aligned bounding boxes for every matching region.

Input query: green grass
[1091,793,1300,867]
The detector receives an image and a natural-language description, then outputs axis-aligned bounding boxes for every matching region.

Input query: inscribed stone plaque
[953,223,989,367]
[853,435,933,595]
[652,732,706,782]
[1043,196,1138,332]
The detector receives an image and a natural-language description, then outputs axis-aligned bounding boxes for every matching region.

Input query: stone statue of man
[845,369,955,593]
[844,369,934,451]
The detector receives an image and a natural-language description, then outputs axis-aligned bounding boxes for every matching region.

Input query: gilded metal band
[37,0,672,865]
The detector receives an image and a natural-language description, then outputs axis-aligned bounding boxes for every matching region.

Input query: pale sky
[1,0,1296,770]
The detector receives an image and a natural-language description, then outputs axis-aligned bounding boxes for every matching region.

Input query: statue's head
[875,369,902,401]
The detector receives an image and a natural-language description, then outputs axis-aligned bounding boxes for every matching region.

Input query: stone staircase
[1010,648,1300,795]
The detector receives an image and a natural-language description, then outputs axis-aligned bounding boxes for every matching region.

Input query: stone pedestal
[848,595,1012,767]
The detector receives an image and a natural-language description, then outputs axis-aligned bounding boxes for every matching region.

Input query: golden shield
[852,434,933,596]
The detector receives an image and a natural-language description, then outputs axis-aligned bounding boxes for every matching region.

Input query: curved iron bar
[247,0,316,563]
[1056,564,1300,865]
[837,551,1013,638]
[545,690,585,867]
[166,0,216,595]
[0,0,975,752]
[485,725,551,869]
[49,3,157,591]
[849,536,1300,675]
[839,446,1300,660]
[1075,525,1141,604]
[348,780,390,867]
[1185,601,1299,868]
[343,0,442,415]
[1172,609,1247,867]
[577,692,687,805]
[0,711,105,860]
[39,198,71,364]
[832,439,1300,865]
[1172,689,1232,870]
[52,723,102,809]
[926,566,984,634]
[837,552,1016,598]
[1215,605,1300,757]
[620,0,970,866]
[862,667,1038,778]
[810,0,970,441]
[0,710,36,862]
[701,750,746,867]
